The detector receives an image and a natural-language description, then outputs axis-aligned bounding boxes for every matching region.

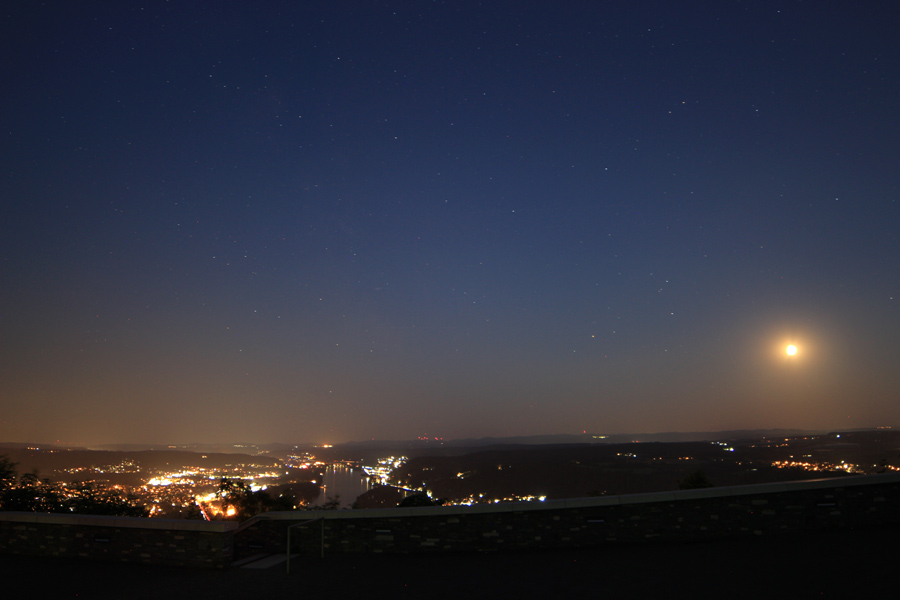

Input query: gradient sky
[2,1,899,446]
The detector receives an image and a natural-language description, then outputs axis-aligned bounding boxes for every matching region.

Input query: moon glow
[786,344,797,356]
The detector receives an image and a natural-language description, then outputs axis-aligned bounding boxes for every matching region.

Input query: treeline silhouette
[0,454,147,517]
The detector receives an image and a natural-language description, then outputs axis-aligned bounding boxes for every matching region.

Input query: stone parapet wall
[0,512,237,568]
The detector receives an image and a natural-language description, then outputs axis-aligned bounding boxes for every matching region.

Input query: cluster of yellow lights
[772,460,861,473]
[363,455,408,485]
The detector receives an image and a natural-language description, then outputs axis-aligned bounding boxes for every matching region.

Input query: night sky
[3,1,899,446]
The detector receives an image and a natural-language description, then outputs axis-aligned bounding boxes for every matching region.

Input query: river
[311,464,372,508]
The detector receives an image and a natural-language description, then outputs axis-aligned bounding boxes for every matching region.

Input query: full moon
[786,344,797,356]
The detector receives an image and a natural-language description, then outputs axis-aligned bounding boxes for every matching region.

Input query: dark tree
[308,494,342,510]
[398,492,445,507]
[1,471,64,512]
[0,455,17,491]
[269,489,297,511]
[678,470,714,490]
[184,499,204,520]
[216,477,297,520]
[216,477,253,519]
[65,482,148,517]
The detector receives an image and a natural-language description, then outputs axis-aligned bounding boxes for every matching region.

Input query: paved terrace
[3,524,897,599]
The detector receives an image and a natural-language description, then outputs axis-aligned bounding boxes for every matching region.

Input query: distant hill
[312,429,830,462]
[410,429,825,446]
[2,427,884,459]
[0,447,281,484]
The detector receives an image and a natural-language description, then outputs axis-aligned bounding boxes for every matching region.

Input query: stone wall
[0,512,236,568]
[235,473,900,558]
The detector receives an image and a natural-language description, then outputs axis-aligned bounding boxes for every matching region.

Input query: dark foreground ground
[2,524,895,599]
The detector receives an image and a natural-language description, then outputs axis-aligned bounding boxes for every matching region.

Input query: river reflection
[312,464,372,508]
